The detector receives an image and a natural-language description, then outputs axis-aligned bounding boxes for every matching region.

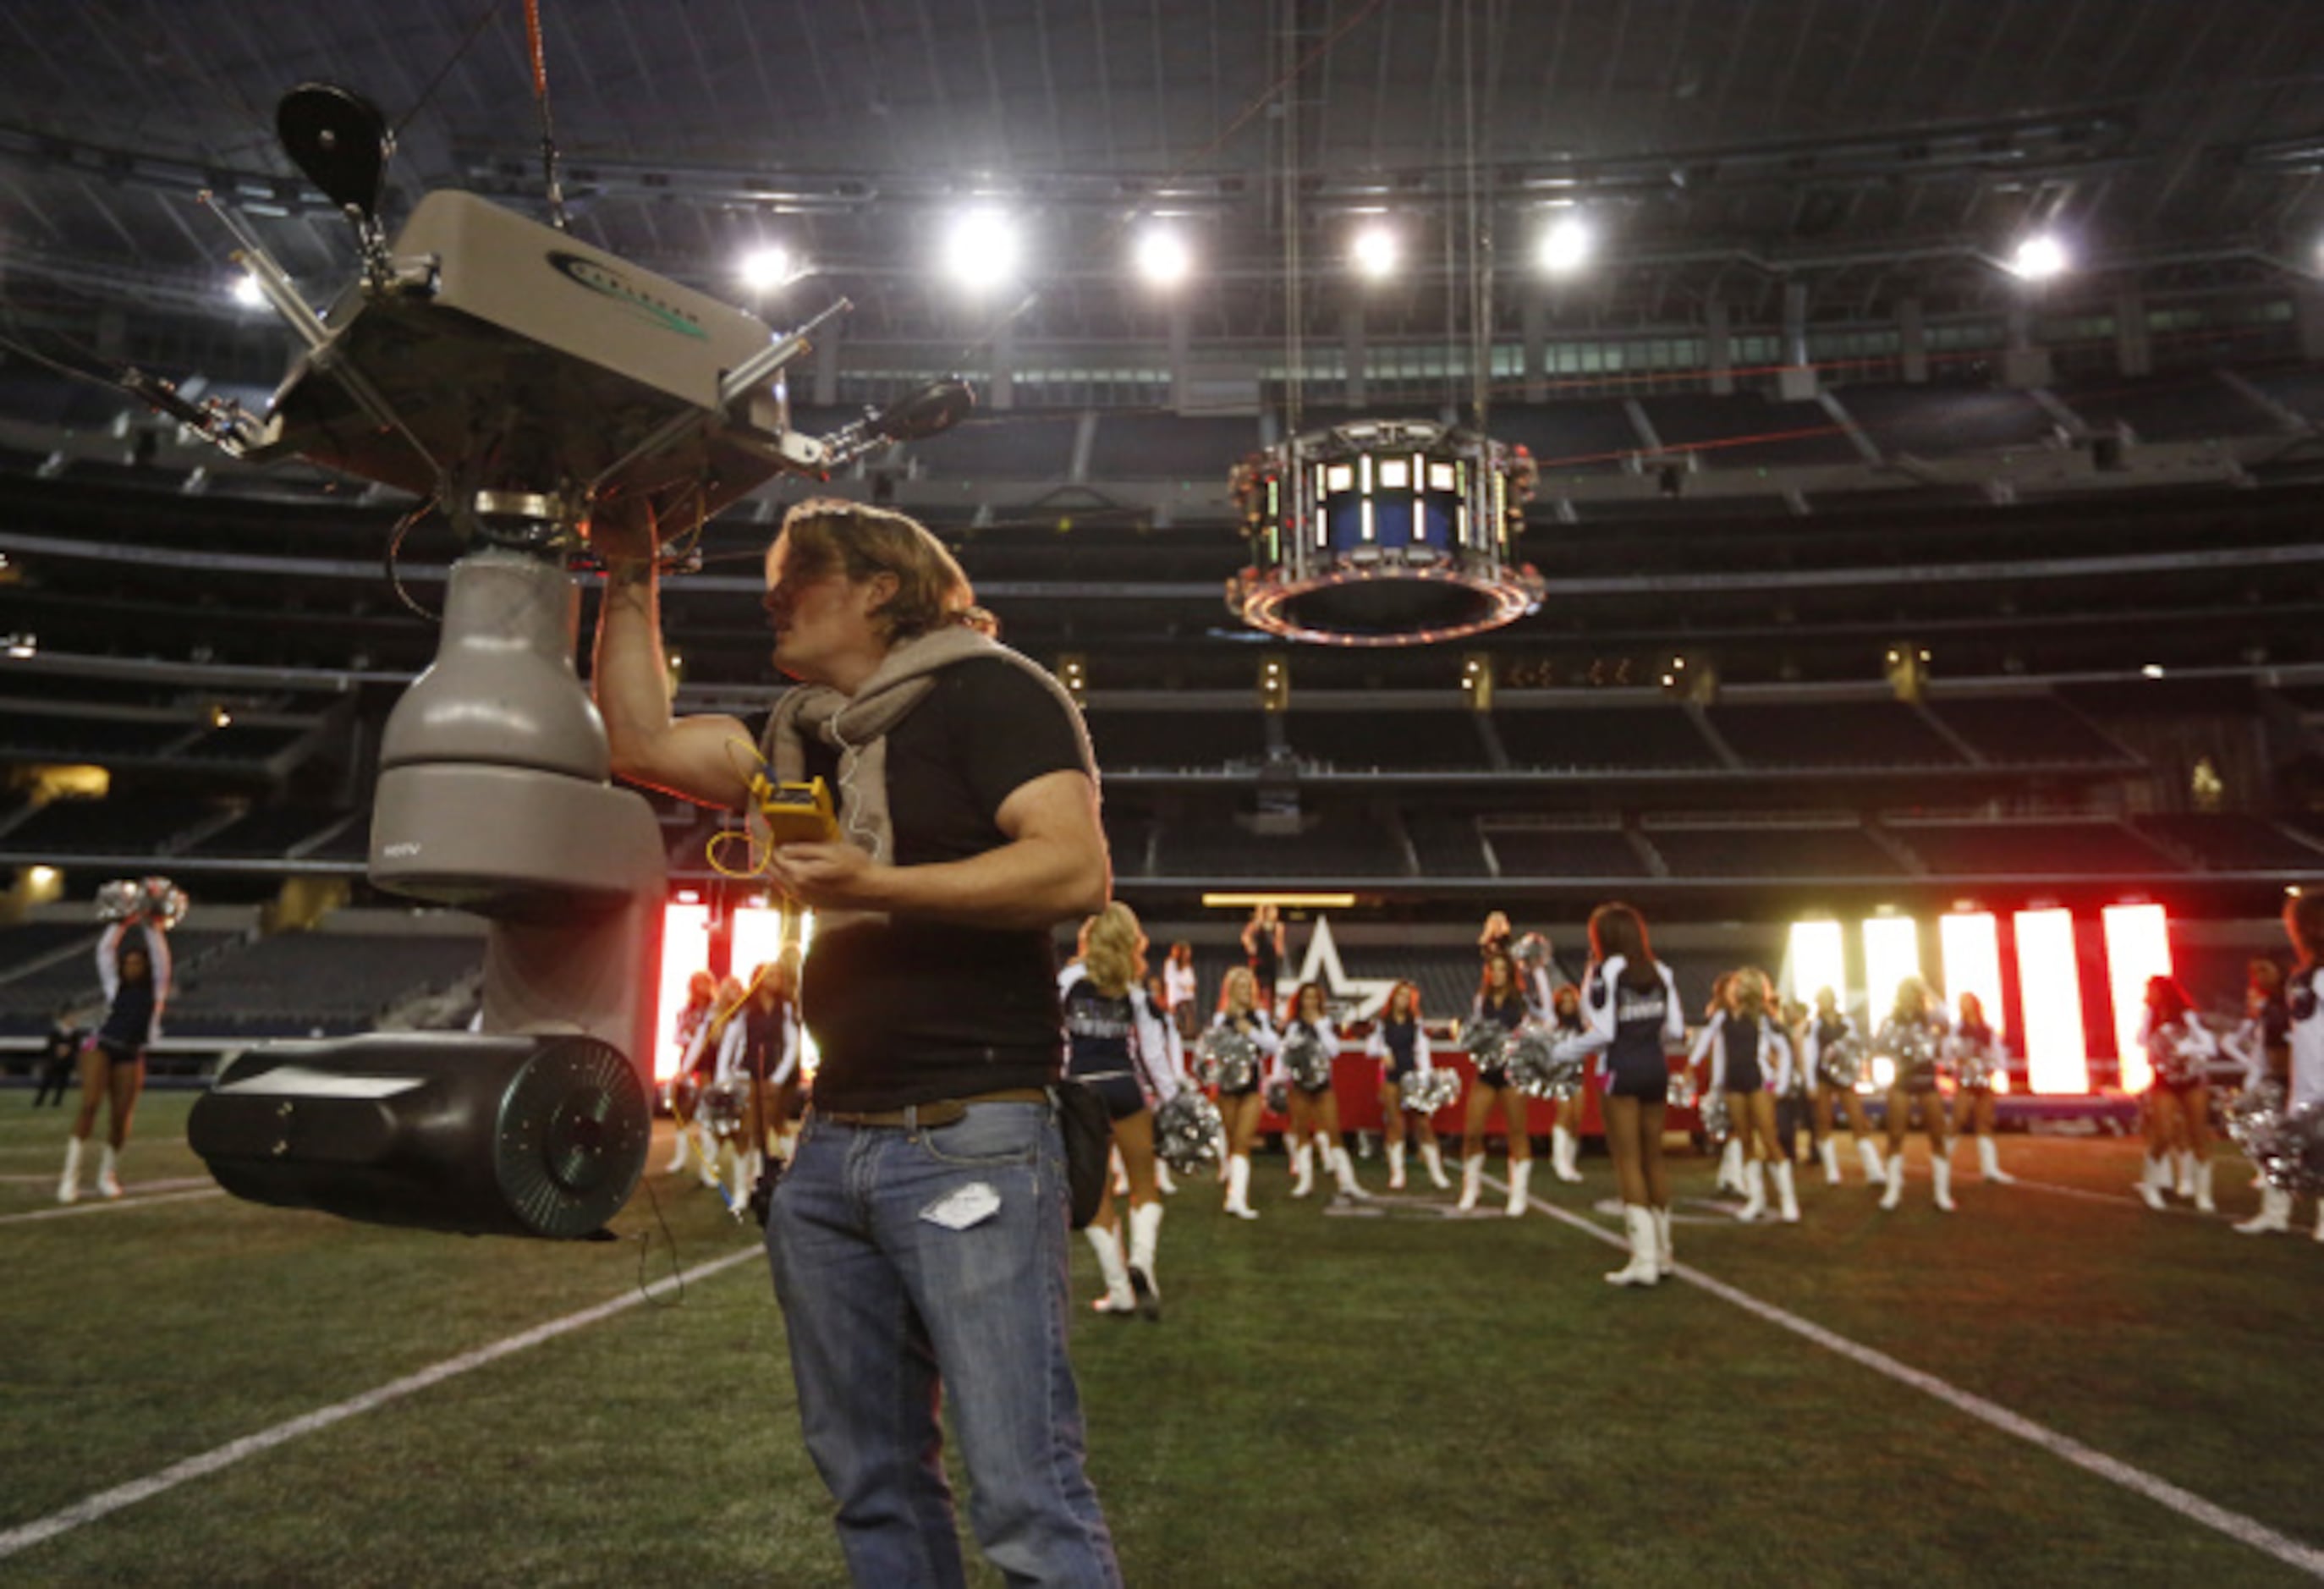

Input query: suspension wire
[396,0,506,140]
[1462,0,1492,433]
[521,0,569,230]
[1281,0,1305,437]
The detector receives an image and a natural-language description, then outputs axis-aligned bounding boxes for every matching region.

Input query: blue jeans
[765,1101,1121,1588]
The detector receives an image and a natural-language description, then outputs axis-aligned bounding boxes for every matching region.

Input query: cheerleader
[1562,903,1687,1286]
[1283,981,1364,1199]
[1163,941,1200,1042]
[665,970,717,1174]
[2228,960,2297,1234]
[1368,981,1450,1190]
[58,917,171,1203]
[1211,965,1283,1220]
[1689,974,1744,1195]
[713,961,801,1208]
[1944,992,2014,1185]
[1803,987,1887,1186]
[1063,904,1182,1317]
[682,975,748,1190]
[1478,910,1514,965]
[2248,893,2324,1240]
[1874,976,1953,1212]
[1543,983,1591,1183]
[1703,969,1798,1223]
[1242,904,1286,1016]
[2134,976,2219,1212]
[1460,949,1536,1217]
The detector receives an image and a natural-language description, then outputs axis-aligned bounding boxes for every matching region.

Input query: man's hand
[764,840,887,913]
[587,497,658,566]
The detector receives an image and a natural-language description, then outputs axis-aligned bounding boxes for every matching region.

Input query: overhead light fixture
[737,245,795,294]
[1202,893,1359,910]
[944,209,1021,294]
[230,271,266,309]
[1133,225,1191,289]
[4,633,35,659]
[2008,233,2069,281]
[1349,222,1399,281]
[1536,214,1594,275]
[2140,663,2165,679]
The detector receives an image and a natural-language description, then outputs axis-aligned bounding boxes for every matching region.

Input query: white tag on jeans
[920,1181,1001,1231]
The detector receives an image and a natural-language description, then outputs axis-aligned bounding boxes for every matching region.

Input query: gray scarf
[760,624,1096,932]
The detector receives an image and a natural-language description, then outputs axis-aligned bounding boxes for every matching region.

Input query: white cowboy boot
[695,1124,721,1189]
[1290,1143,1315,1198]
[2193,1159,2216,1213]
[97,1144,123,1200]
[1387,1141,1408,1190]
[1736,1161,1766,1222]
[1717,1137,1744,1195]
[1420,1139,1451,1188]
[57,1137,83,1205]
[1332,1146,1365,1199]
[1127,1201,1164,1319]
[1652,1207,1674,1277]
[1931,1157,1956,1212]
[1605,1205,1659,1287]
[1858,1138,1887,1184]
[1504,1158,1532,1217]
[1224,1154,1259,1219]
[1975,1135,2014,1184]
[1772,1160,1800,1223]
[2136,1156,2167,1210]
[1818,1136,1842,1185]
[1154,1160,1179,1196]
[1551,1126,1584,1184]
[665,1121,691,1174]
[1457,1153,1484,1212]
[1084,1224,1136,1315]
[1879,1154,1905,1210]
[2234,1186,2291,1234]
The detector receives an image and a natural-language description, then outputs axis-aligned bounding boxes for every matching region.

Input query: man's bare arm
[765,768,1110,929]
[591,534,758,810]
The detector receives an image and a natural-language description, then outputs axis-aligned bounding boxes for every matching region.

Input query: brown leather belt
[815,1086,1051,1130]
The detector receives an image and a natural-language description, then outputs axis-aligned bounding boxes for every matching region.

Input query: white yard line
[0,1189,225,1224]
[1481,1173,2324,1581]
[0,1242,766,1562]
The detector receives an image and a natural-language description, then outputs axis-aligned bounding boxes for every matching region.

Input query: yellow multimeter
[750,773,839,845]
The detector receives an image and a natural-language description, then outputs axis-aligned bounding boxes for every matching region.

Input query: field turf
[2,1094,2318,1586]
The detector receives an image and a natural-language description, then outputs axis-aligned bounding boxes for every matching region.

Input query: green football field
[2,1093,2318,1586]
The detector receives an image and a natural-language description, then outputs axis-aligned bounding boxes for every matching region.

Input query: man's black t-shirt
[785,656,1094,1113]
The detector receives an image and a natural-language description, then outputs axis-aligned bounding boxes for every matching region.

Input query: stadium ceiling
[2,0,2323,346]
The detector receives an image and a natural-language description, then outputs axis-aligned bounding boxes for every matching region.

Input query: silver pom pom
[2229,1084,2324,1194]
[1398,1067,1460,1115]
[1697,1089,1731,1141]
[1465,1021,1511,1072]
[2228,1080,2286,1157]
[1667,1071,1697,1110]
[1953,1046,1999,1091]
[2147,1026,2211,1088]
[1153,1090,1225,1175]
[701,1083,744,1135]
[1196,1027,1260,1093]
[1816,1038,1864,1091]
[1264,1079,1289,1115]
[1505,1024,1583,1100]
[1280,1026,1333,1091]
[96,876,187,927]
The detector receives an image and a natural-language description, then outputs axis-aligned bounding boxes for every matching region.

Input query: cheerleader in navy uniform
[1704,969,1798,1223]
[1689,974,1745,1196]
[1460,949,1536,1216]
[1368,981,1450,1190]
[1211,965,1283,1220]
[2253,893,2324,1240]
[1561,904,1686,1286]
[1243,904,1286,1017]
[1542,982,1592,1182]
[681,976,747,1190]
[2228,960,2298,1235]
[1062,904,1183,1317]
[2134,976,2219,1212]
[1875,976,1953,1212]
[58,918,170,1203]
[665,970,717,1175]
[1943,992,2014,1185]
[1283,981,1364,1200]
[1803,987,1886,1187]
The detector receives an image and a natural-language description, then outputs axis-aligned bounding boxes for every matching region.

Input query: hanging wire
[1280,0,1305,436]
[522,0,569,230]
[1461,0,1492,433]
[396,0,507,140]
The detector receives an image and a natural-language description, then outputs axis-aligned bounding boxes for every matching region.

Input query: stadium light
[230,270,266,309]
[2014,908,2088,1092]
[1939,911,2005,1037]
[2102,904,2172,1092]
[2008,233,2069,281]
[1133,224,1191,289]
[4,633,35,659]
[654,898,712,1082]
[1202,893,1358,910]
[1536,214,1594,275]
[737,245,795,294]
[1786,920,1848,1009]
[1860,915,1922,1022]
[1350,222,1400,280]
[944,209,1021,294]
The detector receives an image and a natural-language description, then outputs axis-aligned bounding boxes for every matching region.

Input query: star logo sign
[1275,916,1403,1023]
